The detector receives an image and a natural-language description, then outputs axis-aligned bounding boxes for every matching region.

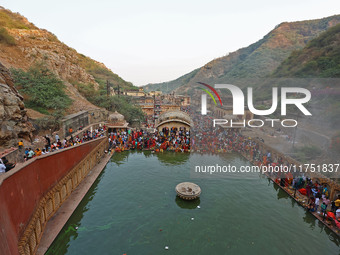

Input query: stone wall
[0,137,108,255]
[88,108,109,125]
[62,111,89,137]
[61,109,108,137]
[0,147,23,164]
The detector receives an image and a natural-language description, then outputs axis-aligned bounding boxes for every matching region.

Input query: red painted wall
[0,138,105,255]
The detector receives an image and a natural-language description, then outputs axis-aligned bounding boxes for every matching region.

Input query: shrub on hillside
[11,64,72,113]
[0,10,35,29]
[76,81,144,123]
[93,95,145,124]
[0,27,15,45]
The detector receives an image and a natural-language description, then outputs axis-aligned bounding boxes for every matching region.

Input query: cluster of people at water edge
[108,127,190,153]
[294,179,340,223]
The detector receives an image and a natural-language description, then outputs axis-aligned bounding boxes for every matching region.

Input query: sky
[1,0,339,86]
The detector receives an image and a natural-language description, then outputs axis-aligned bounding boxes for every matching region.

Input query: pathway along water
[46,151,339,255]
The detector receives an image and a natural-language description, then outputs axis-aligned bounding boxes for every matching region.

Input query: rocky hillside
[0,62,33,146]
[0,6,135,114]
[270,23,340,129]
[272,23,340,77]
[256,23,340,100]
[144,15,340,94]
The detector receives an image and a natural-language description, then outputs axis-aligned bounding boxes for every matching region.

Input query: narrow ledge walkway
[36,152,113,255]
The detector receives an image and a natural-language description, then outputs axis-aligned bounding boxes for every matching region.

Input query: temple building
[105,111,130,133]
[156,110,193,131]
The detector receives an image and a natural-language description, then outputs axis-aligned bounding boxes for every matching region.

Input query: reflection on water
[316,221,340,246]
[46,171,105,255]
[110,151,130,165]
[111,150,190,166]
[276,186,290,200]
[303,211,316,230]
[175,196,201,209]
[155,151,190,165]
[272,182,279,191]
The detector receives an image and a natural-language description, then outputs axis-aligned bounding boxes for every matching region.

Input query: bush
[75,82,96,101]
[75,81,145,123]
[0,10,35,29]
[77,83,144,122]
[24,102,50,115]
[11,63,72,113]
[0,27,16,45]
[95,95,145,124]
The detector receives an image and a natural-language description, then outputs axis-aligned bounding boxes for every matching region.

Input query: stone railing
[65,122,106,141]
[0,146,23,163]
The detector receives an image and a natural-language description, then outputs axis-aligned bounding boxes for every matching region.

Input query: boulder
[0,62,34,147]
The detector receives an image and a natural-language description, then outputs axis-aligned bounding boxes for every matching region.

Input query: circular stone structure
[175,182,201,200]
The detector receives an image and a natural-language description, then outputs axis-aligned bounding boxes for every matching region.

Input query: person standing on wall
[55,133,60,143]
[18,140,24,150]
[45,135,51,150]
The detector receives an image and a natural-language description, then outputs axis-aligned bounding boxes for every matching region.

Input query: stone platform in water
[176,182,201,200]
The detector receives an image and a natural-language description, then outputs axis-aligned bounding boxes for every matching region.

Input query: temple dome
[108,111,125,122]
[157,110,192,125]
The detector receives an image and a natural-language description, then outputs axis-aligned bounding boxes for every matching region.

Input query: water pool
[46,151,339,255]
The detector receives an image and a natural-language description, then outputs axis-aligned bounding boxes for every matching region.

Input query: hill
[144,68,199,93]
[0,6,136,114]
[272,23,340,77]
[143,15,340,94]
[268,23,340,129]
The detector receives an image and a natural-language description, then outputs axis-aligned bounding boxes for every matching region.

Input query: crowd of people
[108,127,190,153]
[285,176,340,228]
[0,156,16,173]
[190,114,266,159]
[2,109,340,231]
[0,126,107,174]
[22,127,107,161]
[298,180,340,216]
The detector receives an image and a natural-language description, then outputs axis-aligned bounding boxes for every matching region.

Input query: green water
[46,151,340,255]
